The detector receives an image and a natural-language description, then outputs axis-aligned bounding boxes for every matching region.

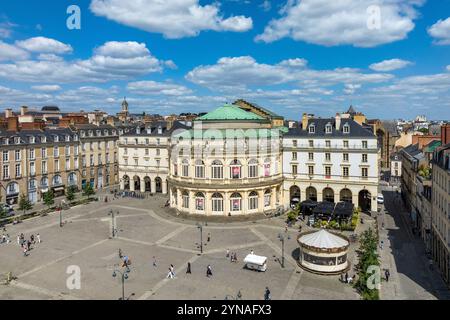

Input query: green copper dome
[196,104,265,121]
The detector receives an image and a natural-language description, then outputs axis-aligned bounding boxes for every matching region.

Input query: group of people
[120,191,147,199]
[18,233,40,256]
[1,228,11,244]
[226,249,238,263]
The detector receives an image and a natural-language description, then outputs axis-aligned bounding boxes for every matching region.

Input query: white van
[244,254,267,272]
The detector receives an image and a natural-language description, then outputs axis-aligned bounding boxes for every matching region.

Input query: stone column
[242,191,248,214]
[151,179,156,193]
[140,178,146,193]
[162,179,168,194]
[224,192,230,216]
[120,179,124,190]
[130,178,135,191]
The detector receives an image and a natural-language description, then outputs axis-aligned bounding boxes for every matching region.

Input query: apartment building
[283,113,379,212]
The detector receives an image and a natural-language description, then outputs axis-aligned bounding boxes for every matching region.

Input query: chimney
[335,113,341,131]
[20,106,29,116]
[5,108,13,118]
[301,113,309,131]
[441,124,450,145]
[7,116,19,132]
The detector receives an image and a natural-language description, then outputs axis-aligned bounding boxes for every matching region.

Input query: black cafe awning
[333,202,354,217]
[313,201,335,216]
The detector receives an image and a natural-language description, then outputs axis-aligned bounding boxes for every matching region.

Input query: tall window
[248,159,258,178]
[15,150,21,161]
[343,153,349,162]
[292,165,298,175]
[264,189,271,207]
[362,154,368,163]
[230,159,241,179]
[325,140,331,148]
[211,160,223,179]
[308,153,314,161]
[343,167,349,177]
[292,152,297,160]
[325,166,331,178]
[54,159,60,172]
[249,191,258,210]
[3,165,9,179]
[65,145,70,155]
[195,160,205,178]
[212,193,223,212]
[308,166,314,176]
[362,141,368,149]
[325,153,331,161]
[53,146,59,157]
[230,193,242,211]
[30,162,35,175]
[182,159,189,177]
[2,151,8,162]
[30,149,35,160]
[194,192,205,211]
[309,140,314,148]
[42,160,47,174]
[182,191,189,209]
[343,140,349,148]
[362,168,368,178]
[15,163,21,177]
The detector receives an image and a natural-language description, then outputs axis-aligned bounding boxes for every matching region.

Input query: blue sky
[0,0,449,120]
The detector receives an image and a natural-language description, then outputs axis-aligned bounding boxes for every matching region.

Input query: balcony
[169,174,283,189]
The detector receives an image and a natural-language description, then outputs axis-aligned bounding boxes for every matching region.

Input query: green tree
[353,228,380,300]
[43,190,55,209]
[0,204,7,219]
[18,193,33,214]
[66,186,76,202]
[83,184,95,199]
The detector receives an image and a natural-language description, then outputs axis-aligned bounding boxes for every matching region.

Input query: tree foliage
[18,193,33,213]
[43,190,55,208]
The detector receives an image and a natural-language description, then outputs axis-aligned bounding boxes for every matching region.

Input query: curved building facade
[168,104,284,216]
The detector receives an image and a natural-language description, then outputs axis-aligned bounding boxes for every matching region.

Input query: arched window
[53,175,62,186]
[249,191,258,210]
[230,159,241,179]
[68,173,77,186]
[248,159,258,178]
[264,189,272,207]
[230,193,242,211]
[195,160,205,178]
[29,179,37,190]
[212,193,223,212]
[7,182,19,195]
[182,159,189,177]
[41,177,48,188]
[211,160,223,179]
[182,191,189,209]
[195,192,205,211]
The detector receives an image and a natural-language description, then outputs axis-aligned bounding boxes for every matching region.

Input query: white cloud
[0,41,164,82]
[0,21,16,38]
[31,85,62,92]
[369,59,413,72]
[186,56,393,91]
[164,60,178,70]
[344,84,361,95]
[428,17,450,45]
[0,41,29,61]
[16,37,73,54]
[256,0,424,47]
[447,65,450,72]
[127,80,192,96]
[260,0,271,12]
[90,0,253,39]
[37,53,64,62]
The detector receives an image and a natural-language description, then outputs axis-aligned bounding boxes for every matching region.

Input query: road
[379,185,450,300]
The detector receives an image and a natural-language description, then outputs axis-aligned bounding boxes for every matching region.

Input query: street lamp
[112,265,131,300]
[278,233,290,268]
[196,222,203,254]
[108,209,119,238]
[59,201,63,227]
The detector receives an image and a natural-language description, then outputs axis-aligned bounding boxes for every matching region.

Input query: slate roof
[285,118,375,138]
[123,121,191,137]
[0,127,77,145]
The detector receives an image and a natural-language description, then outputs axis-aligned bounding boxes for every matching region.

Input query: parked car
[377,194,384,204]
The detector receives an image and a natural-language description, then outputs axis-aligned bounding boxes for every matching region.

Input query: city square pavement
[0,195,360,300]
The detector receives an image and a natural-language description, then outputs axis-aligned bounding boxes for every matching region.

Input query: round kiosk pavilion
[297,229,350,275]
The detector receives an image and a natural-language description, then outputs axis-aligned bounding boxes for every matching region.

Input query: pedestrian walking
[207,233,211,242]
[36,234,41,244]
[234,252,238,262]
[186,262,191,274]
[23,246,28,257]
[206,265,212,277]
[380,240,384,250]
[30,234,35,244]
[226,249,230,258]
[16,235,20,245]
[152,256,157,267]
[264,287,271,301]
[167,268,174,279]
[345,272,349,283]
[170,264,175,277]
[385,269,390,282]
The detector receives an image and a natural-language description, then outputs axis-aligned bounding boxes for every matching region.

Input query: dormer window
[119,129,123,135]
[158,126,163,134]
[136,127,141,134]
[54,135,59,142]
[96,130,101,136]
[89,130,93,137]
[308,124,315,134]
[42,136,47,143]
[325,123,332,134]
[343,124,350,134]
[146,127,151,134]
[14,137,20,144]
[112,130,116,135]
[30,136,35,144]
[4,138,9,145]
[74,134,78,141]
[104,130,109,136]
[80,131,85,137]
[65,135,70,142]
